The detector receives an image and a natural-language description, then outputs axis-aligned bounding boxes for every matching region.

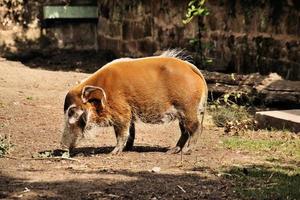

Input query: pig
[61,50,208,154]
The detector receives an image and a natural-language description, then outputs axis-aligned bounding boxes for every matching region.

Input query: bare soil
[0,59,296,199]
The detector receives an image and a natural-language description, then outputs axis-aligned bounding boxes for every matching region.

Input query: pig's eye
[68,108,75,117]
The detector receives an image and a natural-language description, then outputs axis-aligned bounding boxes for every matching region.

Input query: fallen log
[207,83,253,94]
[202,71,264,86]
[201,70,300,106]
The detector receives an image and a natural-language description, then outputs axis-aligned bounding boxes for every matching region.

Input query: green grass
[222,165,300,199]
[220,129,300,199]
[223,137,300,159]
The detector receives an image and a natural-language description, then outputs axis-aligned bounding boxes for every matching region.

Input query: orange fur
[62,54,207,154]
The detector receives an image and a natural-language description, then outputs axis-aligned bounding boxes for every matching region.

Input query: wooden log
[202,70,300,106]
[264,80,300,92]
[260,91,300,105]
[202,70,264,86]
[207,83,253,94]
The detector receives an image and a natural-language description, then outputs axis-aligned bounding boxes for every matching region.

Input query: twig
[177,185,186,193]
[107,194,120,198]
[3,155,20,160]
[88,191,104,196]
[30,157,80,162]
[21,187,30,193]
[267,171,275,183]
[3,155,80,162]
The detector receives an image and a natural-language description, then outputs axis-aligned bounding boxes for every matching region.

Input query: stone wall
[202,0,300,80]
[0,0,97,54]
[0,0,43,53]
[97,0,197,57]
[97,0,300,80]
[0,0,299,80]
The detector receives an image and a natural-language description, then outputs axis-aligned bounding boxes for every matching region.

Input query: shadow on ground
[0,164,299,199]
[39,146,169,157]
[0,168,228,199]
[3,49,117,73]
[72,146,169,156]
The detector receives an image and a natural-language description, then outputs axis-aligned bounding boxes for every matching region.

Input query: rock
[255,109,300,133]
[150,166,161,173]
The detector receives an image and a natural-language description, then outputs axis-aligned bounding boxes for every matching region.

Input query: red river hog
[61,50,208,154]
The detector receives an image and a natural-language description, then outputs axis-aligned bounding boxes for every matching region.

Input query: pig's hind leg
[124,121,135,151]
[111,122,131,155]
[167,112,200,154]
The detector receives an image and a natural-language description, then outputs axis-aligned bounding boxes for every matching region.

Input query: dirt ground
[0,58,298,200]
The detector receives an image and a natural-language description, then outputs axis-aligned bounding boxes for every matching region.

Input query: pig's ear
[81,85,107,108]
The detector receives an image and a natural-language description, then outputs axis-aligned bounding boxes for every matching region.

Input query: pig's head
[61,85,110,150]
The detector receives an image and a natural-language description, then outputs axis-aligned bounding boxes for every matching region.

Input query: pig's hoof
[167,146,181,154]
[182,147,192,155]
[110,147,123,155]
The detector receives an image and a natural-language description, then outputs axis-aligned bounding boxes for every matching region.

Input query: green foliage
[183,0,209,24]
[0,135,12,157]
[213,90,251,106]
[183,0,211,69]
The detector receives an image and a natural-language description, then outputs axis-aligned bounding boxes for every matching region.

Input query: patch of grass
[209,105,251,127]
[223,137,300,159]
[0,135,12,157]
[222,165,300,199]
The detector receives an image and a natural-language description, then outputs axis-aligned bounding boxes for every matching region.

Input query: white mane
[159,49,193,62]
[100,49,192,73]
